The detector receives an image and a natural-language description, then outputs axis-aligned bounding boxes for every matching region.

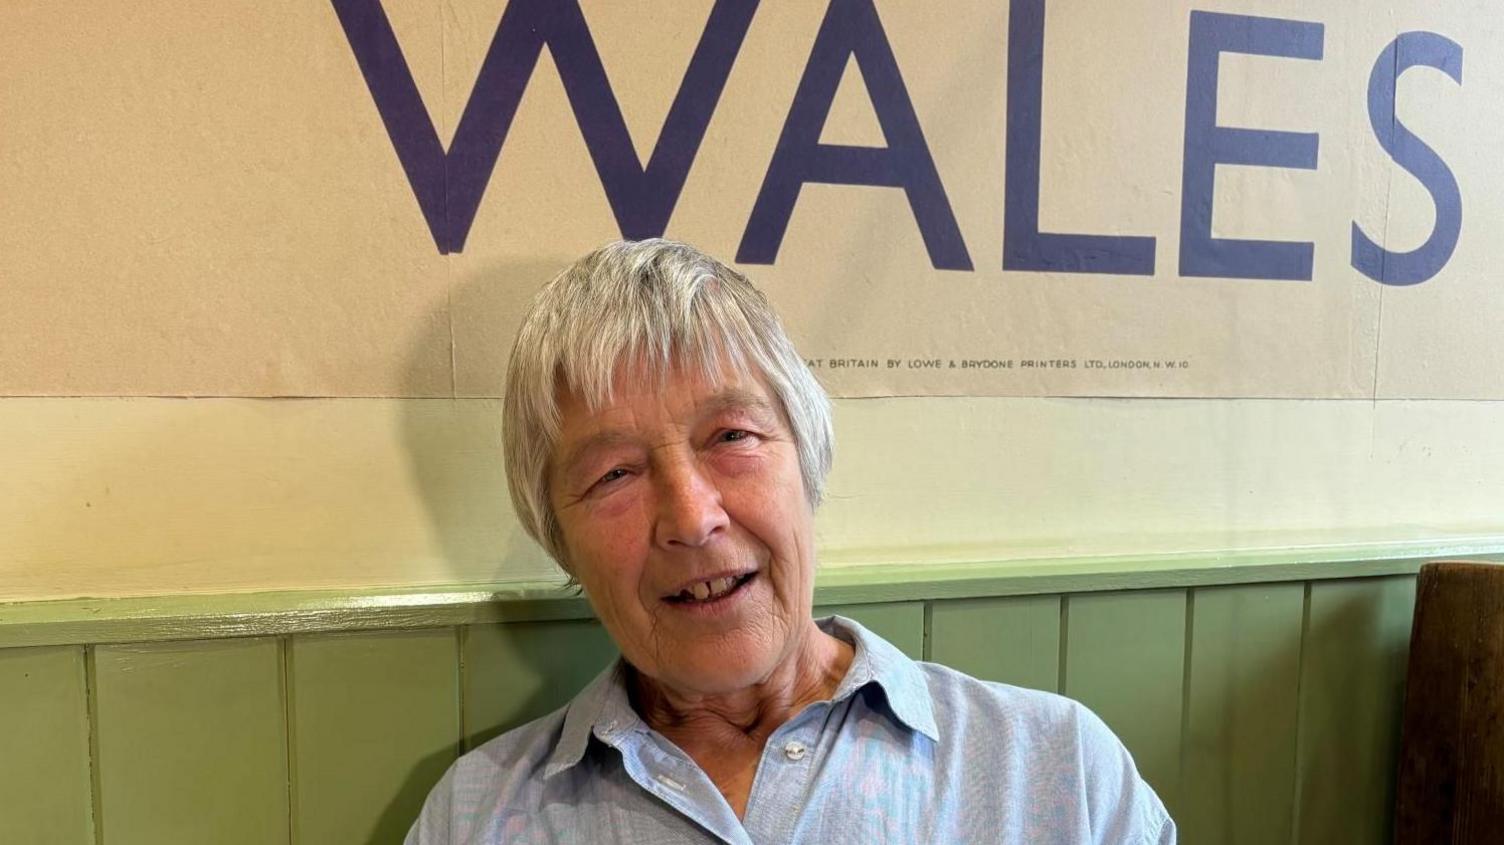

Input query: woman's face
[548,361,817,697]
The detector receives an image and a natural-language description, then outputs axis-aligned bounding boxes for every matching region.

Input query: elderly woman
[409,240,1173,844]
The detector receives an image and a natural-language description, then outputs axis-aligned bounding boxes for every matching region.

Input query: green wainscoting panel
[93,638,288,845]
[290,629,461,845]
[1295,575,1417,845]
[818,601,925,659]
[1181,583,1305,845]
[1,554,1480,842]
[463,619,617,749]
[927,595,1060,691]
[1063,590,1188,815]
[0,646,93,844]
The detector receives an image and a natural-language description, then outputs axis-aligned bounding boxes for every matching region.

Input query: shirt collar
[821,615,940,742]
[544,659,640,779]
[542,613,939,778]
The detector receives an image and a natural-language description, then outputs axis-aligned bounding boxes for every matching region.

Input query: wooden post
[1394,561,1504,842]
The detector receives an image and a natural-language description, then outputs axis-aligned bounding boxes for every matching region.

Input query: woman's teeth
[682,576,740,602]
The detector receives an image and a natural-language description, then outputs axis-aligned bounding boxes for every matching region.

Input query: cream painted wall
[2,396,1500,601]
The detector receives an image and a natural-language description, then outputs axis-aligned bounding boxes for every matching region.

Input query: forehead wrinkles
[554,384,780,482]
[699,387,780,424]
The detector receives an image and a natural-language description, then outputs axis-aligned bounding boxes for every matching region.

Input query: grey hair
[502,239,834,570]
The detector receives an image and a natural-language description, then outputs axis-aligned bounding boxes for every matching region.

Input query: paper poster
[1,0,1497,398]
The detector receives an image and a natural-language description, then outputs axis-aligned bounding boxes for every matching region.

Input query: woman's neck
[628,621,854,818]
[632,621,854,748]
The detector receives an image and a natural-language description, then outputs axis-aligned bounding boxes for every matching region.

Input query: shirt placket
[739,703,832,844]
[608,726,754,845]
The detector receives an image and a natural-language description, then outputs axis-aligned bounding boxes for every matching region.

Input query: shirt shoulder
[915,661,1176,844]
[404,706,569,845]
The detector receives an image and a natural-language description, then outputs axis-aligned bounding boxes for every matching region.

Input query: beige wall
[3,396,1500,601]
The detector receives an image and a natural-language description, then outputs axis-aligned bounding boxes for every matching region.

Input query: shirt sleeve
[404,769,454,845]
[1146,815,1178,845]
[1070,701,1177,844]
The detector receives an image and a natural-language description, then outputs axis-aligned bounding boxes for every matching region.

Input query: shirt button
[783,740,807,761]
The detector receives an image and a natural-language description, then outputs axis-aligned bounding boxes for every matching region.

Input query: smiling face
[548,360,818,697]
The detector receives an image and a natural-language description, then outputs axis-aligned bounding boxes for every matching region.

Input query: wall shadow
[368,745,460,845]
[398,257,569,589]
[394,258,616,821]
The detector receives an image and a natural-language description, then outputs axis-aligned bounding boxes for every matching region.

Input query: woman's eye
[595,468,629,486]
[719,429,751,443]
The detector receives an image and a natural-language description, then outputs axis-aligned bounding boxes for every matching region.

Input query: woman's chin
[648,642,784,698]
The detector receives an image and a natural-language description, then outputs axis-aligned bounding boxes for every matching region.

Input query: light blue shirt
[408,616,1175,844]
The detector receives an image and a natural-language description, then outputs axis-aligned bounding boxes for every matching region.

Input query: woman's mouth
[664,572,756,606]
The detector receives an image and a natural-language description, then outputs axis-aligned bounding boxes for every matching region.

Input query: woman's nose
[654,460,729,548]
